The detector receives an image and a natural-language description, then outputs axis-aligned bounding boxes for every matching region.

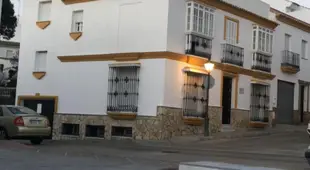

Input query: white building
[16,0,310,140]
[266,0,310,125]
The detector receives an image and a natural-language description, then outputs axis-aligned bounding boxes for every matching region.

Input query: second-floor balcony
[221,43,244,67]
[281,50,300,74]
[185,33,212,60]
[252,52,272,73]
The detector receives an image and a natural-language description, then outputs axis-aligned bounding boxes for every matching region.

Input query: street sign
[205,75,215,89]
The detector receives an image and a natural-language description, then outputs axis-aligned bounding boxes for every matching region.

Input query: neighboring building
[0,1,20,105]
[263,0,310,125]
[16,0,309,140]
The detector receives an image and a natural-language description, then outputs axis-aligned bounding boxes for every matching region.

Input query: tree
[0,0,17,40]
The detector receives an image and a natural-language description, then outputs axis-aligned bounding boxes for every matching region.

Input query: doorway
[222,76,233,124]
[18,96,57,139]
[300,85,305,123]
[277,80,294,124]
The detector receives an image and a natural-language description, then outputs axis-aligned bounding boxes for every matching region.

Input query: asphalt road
[0,131,310,170]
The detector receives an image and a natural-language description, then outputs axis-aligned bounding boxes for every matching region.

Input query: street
[0,131,309,170]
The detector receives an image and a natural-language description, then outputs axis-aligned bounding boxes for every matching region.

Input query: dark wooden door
[222,76,232,124]
[300,85,305,123]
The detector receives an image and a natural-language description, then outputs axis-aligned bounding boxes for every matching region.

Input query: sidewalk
[135,124,307,146]
[41,124,307,158]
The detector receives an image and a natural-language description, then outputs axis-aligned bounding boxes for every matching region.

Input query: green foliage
[0,0,17,40]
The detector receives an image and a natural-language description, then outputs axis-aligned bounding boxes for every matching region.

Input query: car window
[7,106,38,115]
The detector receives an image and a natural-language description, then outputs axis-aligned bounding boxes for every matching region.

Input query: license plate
[30,120,41,124]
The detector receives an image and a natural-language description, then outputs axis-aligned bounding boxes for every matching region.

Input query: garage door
[277,80,294,124]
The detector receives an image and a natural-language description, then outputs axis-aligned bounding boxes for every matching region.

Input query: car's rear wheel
[0,127,9,140]
[30,138,43,145]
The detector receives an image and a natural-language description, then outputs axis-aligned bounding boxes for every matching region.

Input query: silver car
[0,105,51,145]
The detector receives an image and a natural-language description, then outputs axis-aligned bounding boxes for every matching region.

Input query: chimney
[286,2,300,12]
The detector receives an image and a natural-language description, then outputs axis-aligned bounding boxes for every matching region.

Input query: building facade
[16,0,310,140]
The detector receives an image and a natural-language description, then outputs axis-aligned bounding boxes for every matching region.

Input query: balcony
[281,50,300,74]
[252,52,272,73]
[221,43,244,67]
[185,33,212,60]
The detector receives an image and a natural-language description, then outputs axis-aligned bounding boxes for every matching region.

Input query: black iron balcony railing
[221,43,244,67]
[281,50,300,69]
[185,33,212,59]
[252,52,272,73]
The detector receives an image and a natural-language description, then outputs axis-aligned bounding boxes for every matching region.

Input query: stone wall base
[293,110,310,125]
[53,106,224,140]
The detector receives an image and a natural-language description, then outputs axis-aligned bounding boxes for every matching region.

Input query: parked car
[0,105,51,145]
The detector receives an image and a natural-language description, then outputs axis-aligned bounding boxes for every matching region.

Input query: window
[107,65,140,113]
[111,126,132,137]
[7,106,38,115]
[72,10,83,32]
[302,40,308,59]
[85,125,105,138]
[182,72,207,118]
[250,84,270,122]
[252,25,273,53]
[224,17,239,45]
[62,123,79,136]
[285,34,291,51]
[38,1,52,21]
[186,1,214,37]
[34,51,47,72]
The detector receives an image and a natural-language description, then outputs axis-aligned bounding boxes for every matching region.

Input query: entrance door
[23,99,55,139]
[300,85,305,123]
[277,80,294,124]
[222,76,233,124]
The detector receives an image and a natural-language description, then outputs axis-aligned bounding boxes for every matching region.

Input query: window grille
[107,66,139,113]
[182,72,207,118]
[250,84,270,122]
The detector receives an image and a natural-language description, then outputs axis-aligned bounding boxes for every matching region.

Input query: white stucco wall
[165,0,272,110]
[167,0,270,71]
[17,0,171,116]
[19,0,169,55]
